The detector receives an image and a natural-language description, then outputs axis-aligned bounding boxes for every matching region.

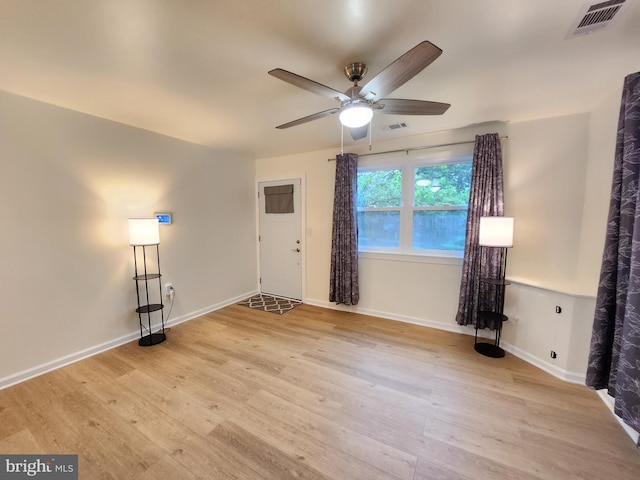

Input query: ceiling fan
[268,41,450,140]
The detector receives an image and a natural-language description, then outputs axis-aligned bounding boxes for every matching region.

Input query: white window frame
[357,155,472,259]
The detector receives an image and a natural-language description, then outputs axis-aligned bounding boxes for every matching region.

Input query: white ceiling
[1,0,639,158]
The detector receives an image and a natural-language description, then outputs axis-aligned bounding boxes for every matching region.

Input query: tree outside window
[357,169,402,248]
[413,163,472,251]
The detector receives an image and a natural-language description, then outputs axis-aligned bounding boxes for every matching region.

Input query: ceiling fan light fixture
[339,102,373,128]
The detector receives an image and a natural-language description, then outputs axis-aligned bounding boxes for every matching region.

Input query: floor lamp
[129,218,166,346]
[475,216,514,358]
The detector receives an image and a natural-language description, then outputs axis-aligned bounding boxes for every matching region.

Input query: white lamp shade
[339,103,373,128]
[479,216,514,247]
[129,218,160,245]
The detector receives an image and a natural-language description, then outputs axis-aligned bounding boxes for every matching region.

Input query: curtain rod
[327,136,508,161]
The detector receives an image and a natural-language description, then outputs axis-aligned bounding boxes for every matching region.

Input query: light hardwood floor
[1,303,638,479]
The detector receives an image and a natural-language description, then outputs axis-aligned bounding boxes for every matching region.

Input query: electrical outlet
[165,284,174,296]
[555,306,562,314]
[550,351,557,359]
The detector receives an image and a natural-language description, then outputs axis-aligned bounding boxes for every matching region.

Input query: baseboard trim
[0,291,586,390]
[499,342,586,384]
[0,331,140,392]
[304,297,586,385]
[304,298,494,338]
[0,290,259,391]
[596,390,640,444]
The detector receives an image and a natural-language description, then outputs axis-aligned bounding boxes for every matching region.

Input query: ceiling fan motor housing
[343,62,368,83]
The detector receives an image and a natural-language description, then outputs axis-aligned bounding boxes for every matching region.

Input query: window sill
[358,250,463,266]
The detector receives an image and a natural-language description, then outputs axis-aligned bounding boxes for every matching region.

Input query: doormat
[238,294,302,315]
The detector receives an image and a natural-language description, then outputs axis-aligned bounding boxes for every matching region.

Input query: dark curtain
[329,153,359,305]
[455,133,505,328]
[586,71,640,441]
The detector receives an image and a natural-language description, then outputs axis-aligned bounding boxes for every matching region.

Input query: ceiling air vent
[382,122,408,131]
[568,0,630,37]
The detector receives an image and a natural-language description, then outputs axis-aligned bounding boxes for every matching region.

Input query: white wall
[577,86,622,292]
[502,283,596,382]
[501,84,623,380]
[256,108,617,380]
[504,114,590,294]
[0,91,257,386]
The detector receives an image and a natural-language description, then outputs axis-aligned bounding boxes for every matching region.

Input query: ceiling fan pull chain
[340,123,344,154]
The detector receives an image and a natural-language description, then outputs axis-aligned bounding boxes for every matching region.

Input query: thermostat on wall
[154,212,172,224]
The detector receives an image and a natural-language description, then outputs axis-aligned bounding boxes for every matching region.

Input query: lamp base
[474,342,505,358]
[139,333,166,347]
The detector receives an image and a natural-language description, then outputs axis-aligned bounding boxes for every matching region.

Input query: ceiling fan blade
[275,108,341,129]
[269,68,350,102]
[377,98,450,115]
[349,125,369,140]
[359,41,442,101]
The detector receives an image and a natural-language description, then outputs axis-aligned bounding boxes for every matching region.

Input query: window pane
[414,163,472,207]
[413,210,468,251]
[358,211,400,248]
[357,170,402,208]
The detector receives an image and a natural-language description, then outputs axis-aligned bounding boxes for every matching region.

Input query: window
[357,169,402,248]
[357,159,472,256]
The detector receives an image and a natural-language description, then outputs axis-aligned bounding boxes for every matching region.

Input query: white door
[258,179,302,300]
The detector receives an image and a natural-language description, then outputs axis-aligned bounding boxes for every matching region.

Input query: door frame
[255,175,306,301]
